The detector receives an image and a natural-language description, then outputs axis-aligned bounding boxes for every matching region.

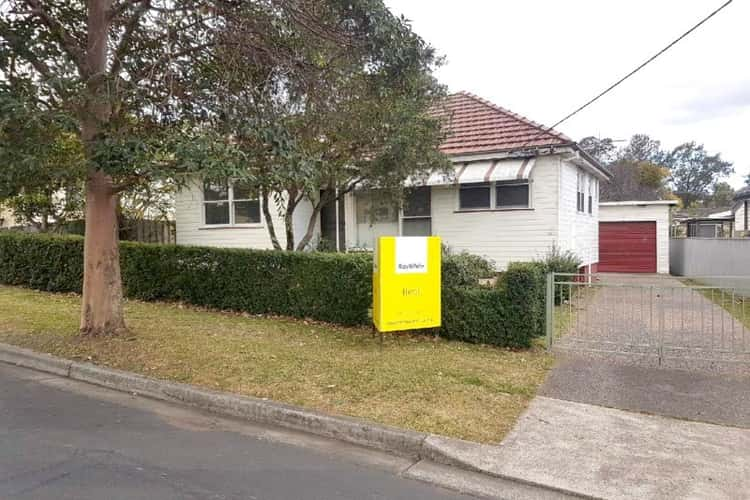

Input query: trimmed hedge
[0,232,371,325]
[0,232,547,347]
[502,262,546,339]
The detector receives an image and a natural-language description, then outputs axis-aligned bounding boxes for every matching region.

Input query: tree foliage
[707,182,735,208]
[580,133,733,206]
[663,141,734,207]
[200,1,447,250]
[0,0,444,334]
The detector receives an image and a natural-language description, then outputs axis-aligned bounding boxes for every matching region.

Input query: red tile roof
[435,92,573,156]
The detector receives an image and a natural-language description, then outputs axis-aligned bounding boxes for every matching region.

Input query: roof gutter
[565,143,613,181]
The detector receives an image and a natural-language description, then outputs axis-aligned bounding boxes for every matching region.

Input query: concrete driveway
[504,272,750,498]
[553,273,750,373]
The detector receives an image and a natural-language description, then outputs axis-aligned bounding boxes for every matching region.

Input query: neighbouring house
[599,200,678,274]
[175,92,612,271]
[734,187,749,236]
[669,187,750,239]
[672,208,735,238]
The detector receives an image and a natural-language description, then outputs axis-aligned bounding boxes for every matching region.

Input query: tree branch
[108,0,149,20]
[0,19,54,81]
[109,0,151,77]
[23,0,87,76]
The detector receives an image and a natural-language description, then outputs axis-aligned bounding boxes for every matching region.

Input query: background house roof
[434,92,573,156]
[734,186,750,201]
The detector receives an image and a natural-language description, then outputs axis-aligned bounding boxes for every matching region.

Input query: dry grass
[0,285,552,443]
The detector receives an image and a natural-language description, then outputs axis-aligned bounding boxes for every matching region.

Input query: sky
[384,0,750,189]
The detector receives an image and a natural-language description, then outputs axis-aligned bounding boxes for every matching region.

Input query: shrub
[500,262,546,338]
[441,246,496,288]
[535,245,582,305]
[535,244,580,275]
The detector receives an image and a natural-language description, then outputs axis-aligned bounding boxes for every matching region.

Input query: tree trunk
[80,170,127,336]
[79,0,126,336]
[284,189,301,251]
[262,191,282,251]
[296,202,322,251]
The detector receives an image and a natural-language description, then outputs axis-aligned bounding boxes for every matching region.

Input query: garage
[599,221,656,273]
[598,200,678,274]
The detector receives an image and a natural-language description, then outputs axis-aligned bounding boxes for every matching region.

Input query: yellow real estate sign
[373,236,441,332]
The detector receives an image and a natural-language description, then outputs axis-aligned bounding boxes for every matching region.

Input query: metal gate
[545,273,750,373]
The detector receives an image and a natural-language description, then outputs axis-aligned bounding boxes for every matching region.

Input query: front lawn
[0,285,552,443]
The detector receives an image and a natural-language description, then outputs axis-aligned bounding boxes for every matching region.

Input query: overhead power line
[524,0,734,148]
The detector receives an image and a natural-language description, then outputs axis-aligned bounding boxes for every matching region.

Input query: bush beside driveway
[0,285,552,443]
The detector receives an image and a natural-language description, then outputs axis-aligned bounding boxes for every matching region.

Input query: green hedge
[0,232,371,325]
[502,262,546,339]
[0,232,547,347]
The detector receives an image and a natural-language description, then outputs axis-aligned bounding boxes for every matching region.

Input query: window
[203,180,261,226]
[459,183,491,210]
[576,171,585,213]
[402,186,431,236]
[587,177,593,214]
[457,180,531,211]
[496,181,530,208]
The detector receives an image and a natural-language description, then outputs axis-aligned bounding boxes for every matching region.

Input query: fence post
[546,272,554,349]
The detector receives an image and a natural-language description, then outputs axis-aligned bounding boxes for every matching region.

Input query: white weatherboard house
[175,92,612,271]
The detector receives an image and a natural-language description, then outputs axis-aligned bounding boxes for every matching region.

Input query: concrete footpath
[494,396,750,500]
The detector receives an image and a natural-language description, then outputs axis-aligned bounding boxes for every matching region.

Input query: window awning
[408,158,535,187]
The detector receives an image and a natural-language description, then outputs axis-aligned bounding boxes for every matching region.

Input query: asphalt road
[0,363,478,500]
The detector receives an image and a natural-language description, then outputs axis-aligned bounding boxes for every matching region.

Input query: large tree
[0,0,244,335]
[203,3,447,251]
[2,0,432,334]
[664,142,734,207]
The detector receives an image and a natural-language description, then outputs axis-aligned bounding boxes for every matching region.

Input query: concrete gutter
[0,342,590,499]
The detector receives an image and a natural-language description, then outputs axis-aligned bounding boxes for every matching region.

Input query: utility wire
[523,0,734,148]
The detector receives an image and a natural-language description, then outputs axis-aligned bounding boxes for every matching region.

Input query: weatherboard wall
[174,180,320,250]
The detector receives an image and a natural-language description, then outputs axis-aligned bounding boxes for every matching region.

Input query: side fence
[670,238,750,293]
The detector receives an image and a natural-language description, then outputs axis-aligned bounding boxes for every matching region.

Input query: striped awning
[409,158,535,187]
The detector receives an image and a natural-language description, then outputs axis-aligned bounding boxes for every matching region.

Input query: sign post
[373,236,441,333]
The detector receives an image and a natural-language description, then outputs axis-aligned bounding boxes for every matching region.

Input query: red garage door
[599,221,656,273]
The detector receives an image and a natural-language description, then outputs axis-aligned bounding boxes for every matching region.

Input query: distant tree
[579,136,617,165]
[707,182,735,208]
[586,134,670,201]
[600,160,669,202]
[664,142,734,207]
[620,134,664,163]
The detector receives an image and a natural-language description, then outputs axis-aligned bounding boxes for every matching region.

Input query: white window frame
[576,171,585,213]
[400,186,432,236]
[202,180,263,228]
[456,180,532,212]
